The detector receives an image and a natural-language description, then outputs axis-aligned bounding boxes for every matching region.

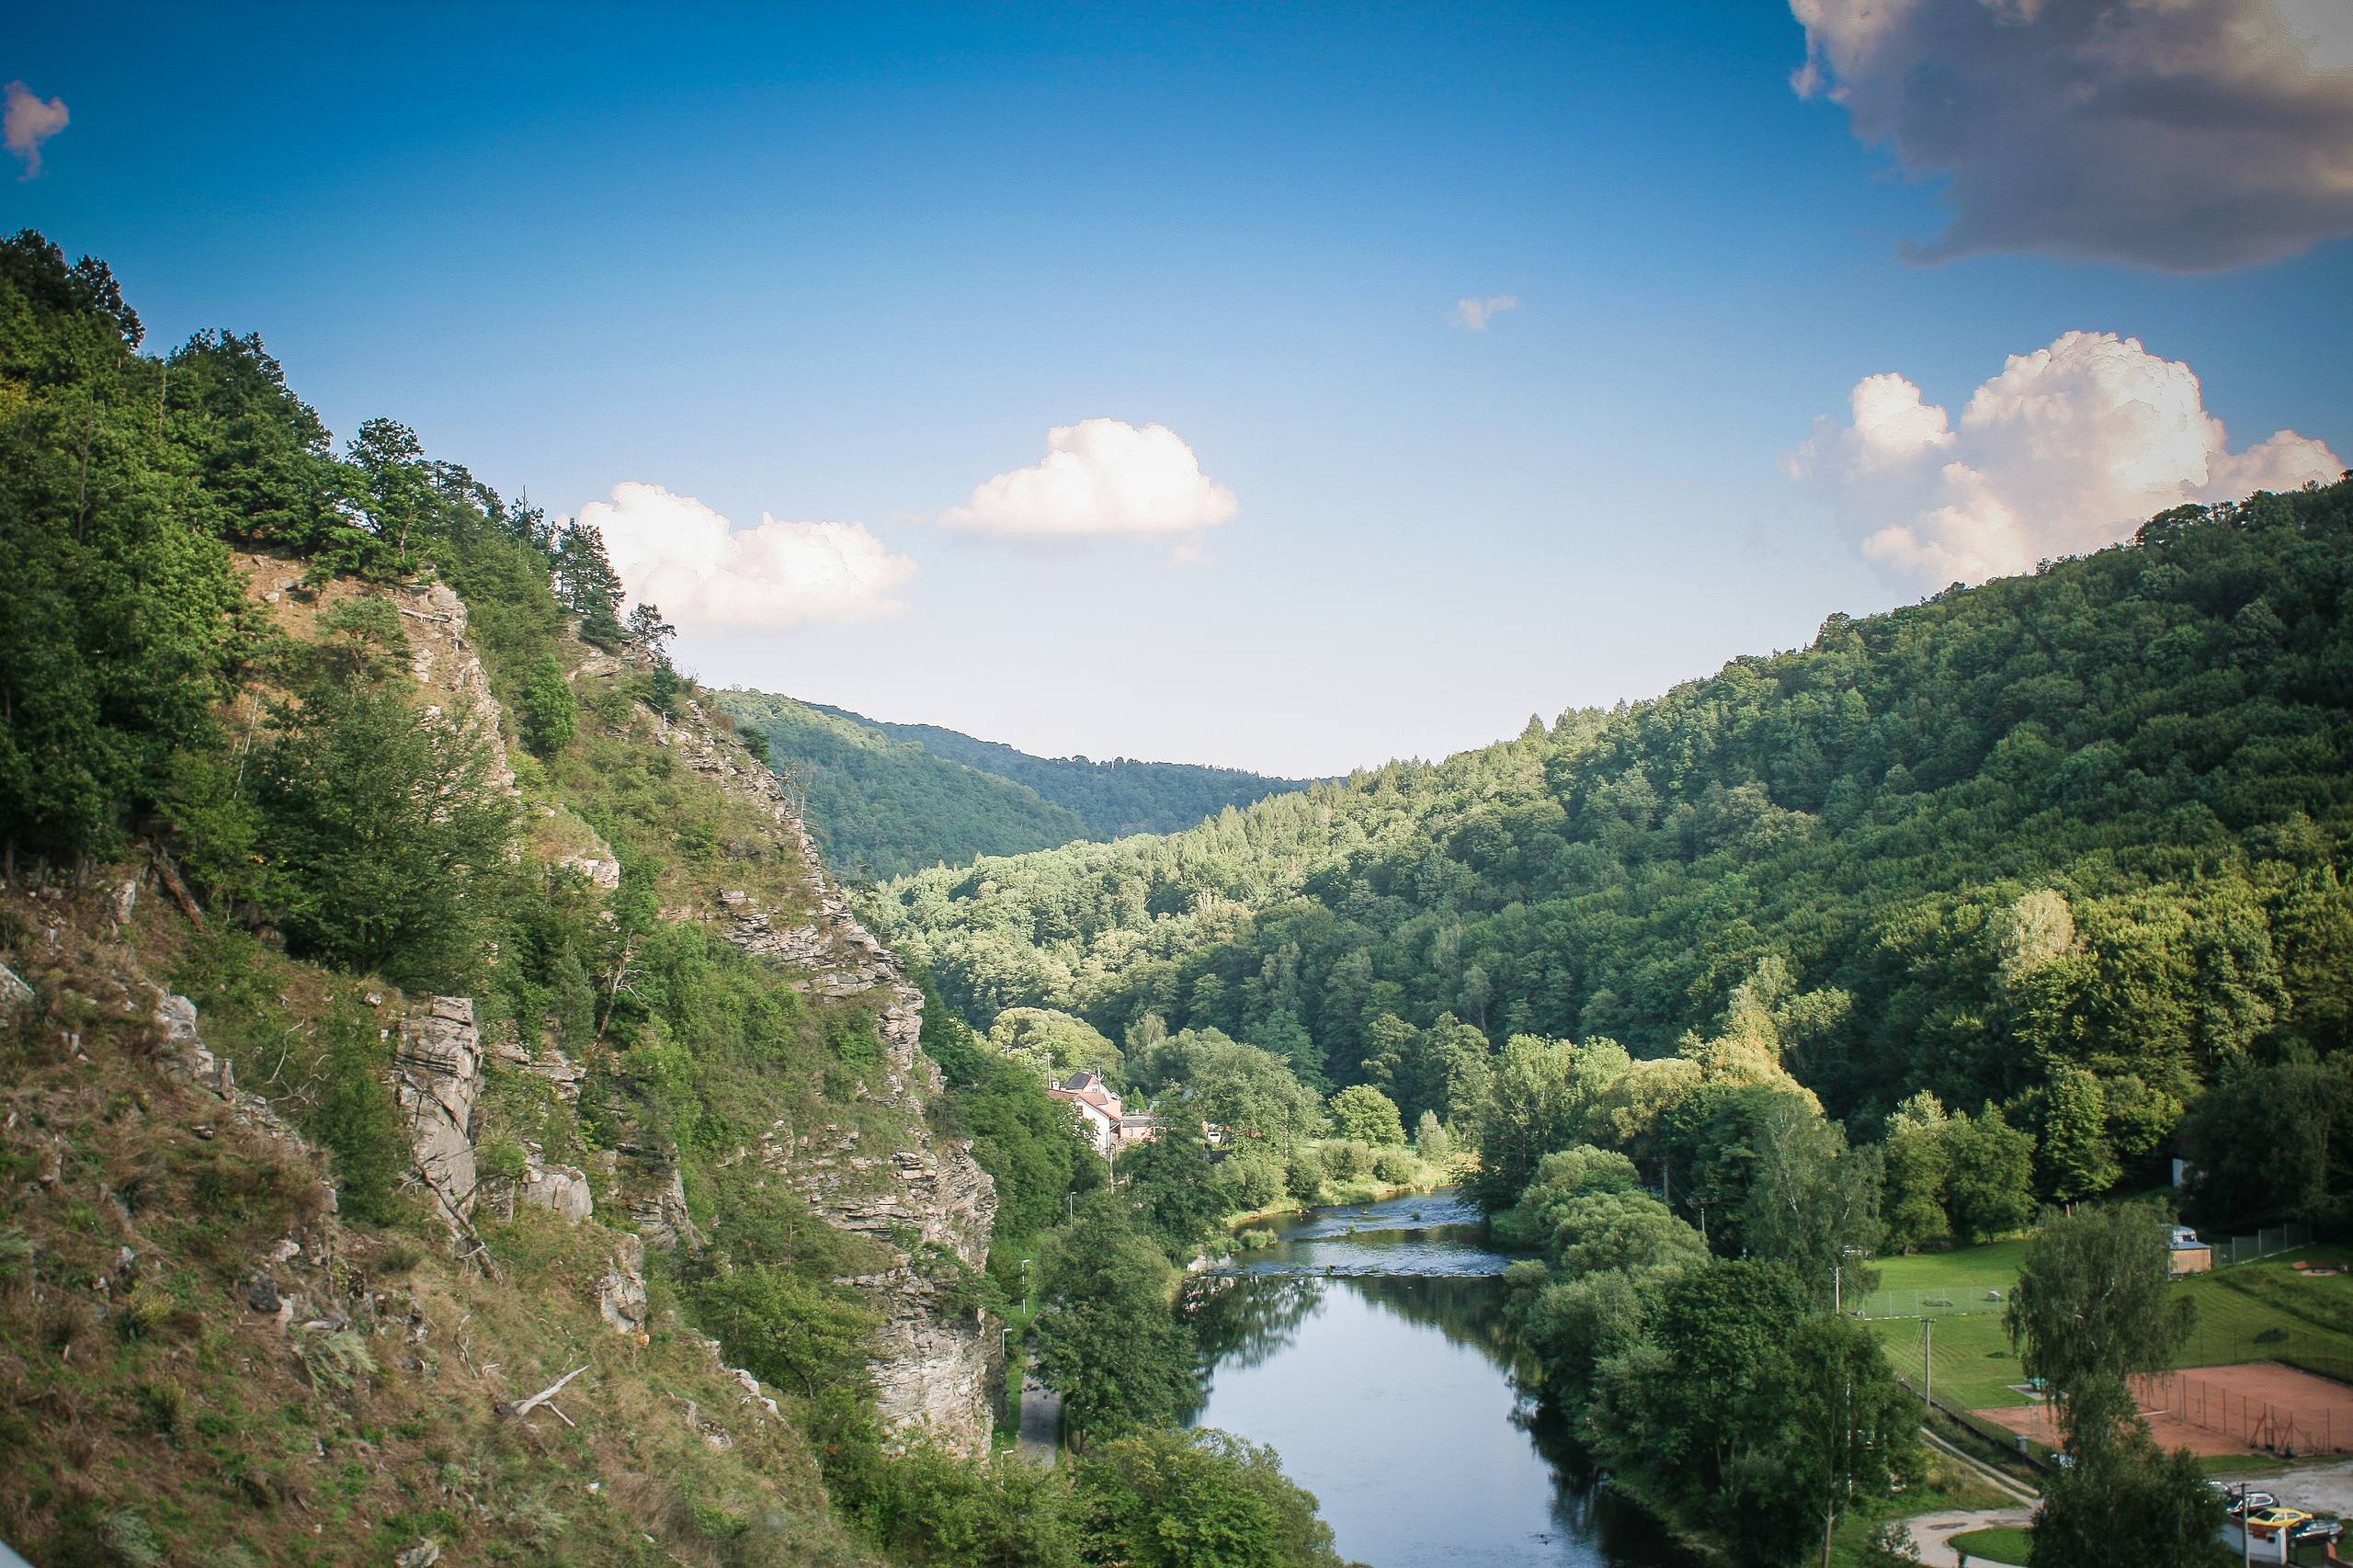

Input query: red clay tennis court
[1973,1362,2353,1458]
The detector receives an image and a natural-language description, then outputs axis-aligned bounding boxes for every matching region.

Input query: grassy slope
[0,574,929,1567]
[0,881,878,1568]
[1949,1527,2032,1564]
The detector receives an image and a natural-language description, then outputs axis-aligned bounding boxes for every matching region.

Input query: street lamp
[1832,1246,1868,1315]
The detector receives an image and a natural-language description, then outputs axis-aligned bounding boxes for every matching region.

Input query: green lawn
[1949,1526,2031,1565]
[1869,1240,2035,1294]
[1864,1241,2353,1415]
[1872,1311,2040,1411]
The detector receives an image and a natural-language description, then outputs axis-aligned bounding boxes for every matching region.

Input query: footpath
[1017,1354,1062,1467]
[1899,1427,2038,1568]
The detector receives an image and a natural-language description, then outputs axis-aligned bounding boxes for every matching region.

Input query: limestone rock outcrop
[598,1234,650,1336]
[394,996,484,1225]
[662,695,1001,1454]
[396,579,517,795]
[519,1160,595,1222]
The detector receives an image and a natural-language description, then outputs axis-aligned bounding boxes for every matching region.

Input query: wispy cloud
[4,81,68,179]
[1449,295,1520,332]
[1790,330,2345,585]
[1790,0,2353,271]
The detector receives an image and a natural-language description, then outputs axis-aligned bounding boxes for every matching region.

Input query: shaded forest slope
[718,689,1307,881]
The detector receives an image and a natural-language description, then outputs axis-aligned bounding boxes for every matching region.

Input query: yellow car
[2245,1506,2313,1540]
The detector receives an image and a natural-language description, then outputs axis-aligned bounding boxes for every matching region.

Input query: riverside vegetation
[6,219,2352,1567]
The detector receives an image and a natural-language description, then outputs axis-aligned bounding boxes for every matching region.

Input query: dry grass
[0,878,878,1568]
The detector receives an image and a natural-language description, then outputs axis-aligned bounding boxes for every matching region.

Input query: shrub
[305,1004,411,1224]
[514,653,578,757]
[1372,1147,1417,1185]
[1217,1151,1284,1213]
[133,1380,185,1436]
[1320,1140,1372,1183]
[1283,1147,1324,1203]
[476,1138,529,1182]
[116,1282,176,1340]
[690,1265,875,1400]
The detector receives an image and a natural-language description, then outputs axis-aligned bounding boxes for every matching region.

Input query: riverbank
[1186,1189,1664,1567]
[1221,1165,1464,1236]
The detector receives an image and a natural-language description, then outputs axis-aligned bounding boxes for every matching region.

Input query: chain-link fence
[2206,1223,2315,1267]
[2130,1367,2353,1457]
[1856,1283,2011,1320]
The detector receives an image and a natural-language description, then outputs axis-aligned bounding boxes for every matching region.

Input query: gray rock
[0,960,31,1015]
[520,1162,594,1223]
[394,997,483,1224]
[245,1275,282,1313]
[598,1234,649,1335]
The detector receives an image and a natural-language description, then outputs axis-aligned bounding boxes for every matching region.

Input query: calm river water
[1185,1191,1689,1568]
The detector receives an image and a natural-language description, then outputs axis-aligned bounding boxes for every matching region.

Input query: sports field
[1865,1244,2353,1456]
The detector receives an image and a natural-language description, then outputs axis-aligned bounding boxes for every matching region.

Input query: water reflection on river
[1184,1192,1688,1568]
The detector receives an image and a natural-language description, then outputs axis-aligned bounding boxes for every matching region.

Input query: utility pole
[1923,1319,1933,1412]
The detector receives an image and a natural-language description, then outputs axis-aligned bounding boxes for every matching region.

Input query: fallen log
[498,1365,587,1422]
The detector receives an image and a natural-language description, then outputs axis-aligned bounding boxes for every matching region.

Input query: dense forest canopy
[717,688,1309,881]
[869,477,2353,1203]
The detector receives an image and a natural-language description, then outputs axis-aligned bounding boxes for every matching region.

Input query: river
[1184,1190,1691,1568]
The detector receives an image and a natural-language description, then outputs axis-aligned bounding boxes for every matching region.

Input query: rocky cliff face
[226,567,1001,1451]
[620,684,1002,1454]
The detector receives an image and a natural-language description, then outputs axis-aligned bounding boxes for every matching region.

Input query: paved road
[2218,1457,2353,1515]
[1017,1357,1061,1466]
[1894,1454,2353,1566]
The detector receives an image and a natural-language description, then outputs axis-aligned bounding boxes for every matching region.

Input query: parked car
[2245,1506,2313,1540]
[2290,1517,2345,1545]
[2217,1488,2278,1519]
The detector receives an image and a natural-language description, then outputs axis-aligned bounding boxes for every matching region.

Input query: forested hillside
[718,689,1092,879]
[717,688,1308,880]
[0,232,1349,1568]
[870,478,2353,1199]
[837,707,1309,840]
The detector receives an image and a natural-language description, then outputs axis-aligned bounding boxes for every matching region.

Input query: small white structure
[1050,1070,1125,1158]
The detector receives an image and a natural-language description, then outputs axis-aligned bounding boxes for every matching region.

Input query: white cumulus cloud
[1450,295,1520,331]
[1790,0,2353,271]
[939,419,1238,547]
[1790,331,2345,585]
[575,481,915,631]
[5,81,69,178]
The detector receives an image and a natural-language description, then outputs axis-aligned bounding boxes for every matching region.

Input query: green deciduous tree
[2027,1376,2229,1568]
[1326,1085,1404,1145]
[1072,1427,1347,1568]
[1031,1196,1199,1443]
[1946,1104,2038,1243]
[2005,1201,2194,1417]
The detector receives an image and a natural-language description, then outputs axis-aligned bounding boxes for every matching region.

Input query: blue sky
[8,3,2351,776]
